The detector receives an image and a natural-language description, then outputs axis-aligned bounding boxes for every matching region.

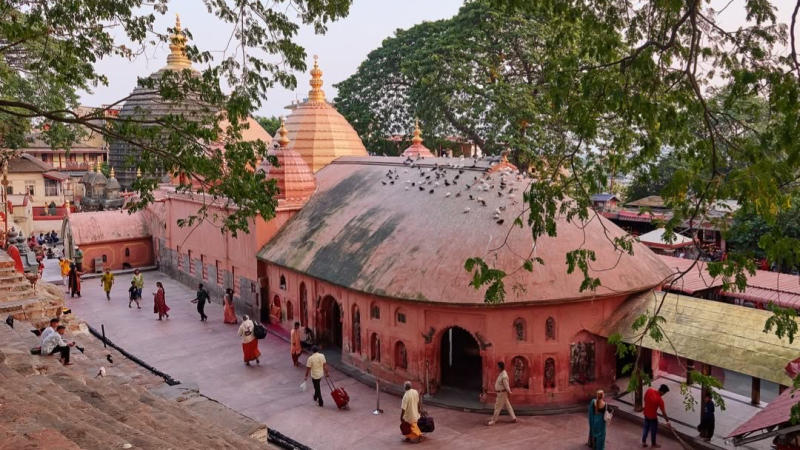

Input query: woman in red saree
[153,281,170,320]
[237,315,260,366]
[223,288,238,324]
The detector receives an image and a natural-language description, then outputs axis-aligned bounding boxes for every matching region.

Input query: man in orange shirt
[290,321,302,367]
[642,384,671,448]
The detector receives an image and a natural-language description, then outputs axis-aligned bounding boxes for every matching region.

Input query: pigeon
[96,366,106,378]
[469,194,474,200]
[478,199,487,207]
[390,180,394,185]
[405,187,409,191]
[429,189,434,194]
[106,354,114,364]
[445,192,451,198]
[455,192,461,197]
[419,186,425,191]
[75,345,85,354]
[412,182,416,186]
[444,180,450,186]
[496,219,505,225]
[463,207,471,213]
[381,180,387,185]
[5,316,13,328]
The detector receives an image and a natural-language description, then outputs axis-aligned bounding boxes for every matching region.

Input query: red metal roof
[258,156,672,305]
[729,388,798,438]
[66,210,150,245]
[658,255,723,294]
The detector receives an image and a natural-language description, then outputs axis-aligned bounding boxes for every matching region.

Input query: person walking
[132,269,144,300]
[290,321,302,367]
[487,361,517,426]
[58,257,71,291]
[193,283,210,321]
[304,345,329,407]
[223,288,238,324]
[152,281,170,320]
[67,263,81,298]
[128,280,141,309]
[237,315,261,366]
[400,381,423,443]
[642,384,671,448]
[698,393,715,442]
[100,268,115,301]
[588,390,608,450]
[73,246,84,272]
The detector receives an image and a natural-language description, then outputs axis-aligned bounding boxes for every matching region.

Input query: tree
[0,0,352,234]
[255,116,281,137]
[625,154,686,202]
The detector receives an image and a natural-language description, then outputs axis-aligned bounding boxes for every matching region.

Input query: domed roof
[260,119,315,207]
[109,15,212,189]
[105,167,121,190]
[401,120,435,158]
[283,56,368,172]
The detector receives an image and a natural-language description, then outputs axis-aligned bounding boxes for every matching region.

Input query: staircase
[0,318,271,449]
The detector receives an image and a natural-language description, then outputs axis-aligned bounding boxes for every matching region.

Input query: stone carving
[352,308,361,353]
[569,341,596,384]
[544,357,556,389]
[511,356,529,389]
[545,316,556,340]
[421,327,435,344]
[513,318,525,341]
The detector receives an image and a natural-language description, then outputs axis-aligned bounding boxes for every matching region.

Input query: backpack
[253,320,267,339]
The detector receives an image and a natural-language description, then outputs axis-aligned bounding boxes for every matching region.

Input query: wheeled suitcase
[325,376,350,409]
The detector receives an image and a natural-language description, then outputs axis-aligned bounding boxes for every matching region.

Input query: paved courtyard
[66,271,681,449]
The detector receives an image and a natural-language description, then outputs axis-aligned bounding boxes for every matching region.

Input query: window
[44,178,60,196]
[279,275,287,290]
[200,255,208,280]
[215,260,223,285]
[351,305,361,354]
[232,266,239,295]
[545,317,556,340]
[370,333,380,362]
[299,282,308,326]
[370,303,380,319]
[287,301,294,321]
[188,250,194,274]
[396,310,406,324]
[25,181,35,196]
[511,356,530,389]
[176,246,183,270]
[544,357,556,389]
[513,318,526,341]
[102,254,107,262]
[124,247,130,257]
[4,185,12,195]
[394,341,408,370]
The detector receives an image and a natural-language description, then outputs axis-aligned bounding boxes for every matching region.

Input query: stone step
[0,280,34,292]
[0,291,38,303]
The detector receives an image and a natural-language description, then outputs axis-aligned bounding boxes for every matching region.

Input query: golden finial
[95,161,100,173]
[308,55,326,103]
[165,13,191,70]
[411,119,423,146]
[109,167,116,179]
[136,167,142,178]
[277,117,290,147]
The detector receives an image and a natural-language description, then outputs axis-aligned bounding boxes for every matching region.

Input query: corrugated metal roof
[258,157,672,304]
[728,388,798,438]
[658,255,722,294]
[595,291,800,385]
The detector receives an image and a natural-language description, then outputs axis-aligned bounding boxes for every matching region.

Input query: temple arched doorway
[440,327,482,392]
[319,295,342,349]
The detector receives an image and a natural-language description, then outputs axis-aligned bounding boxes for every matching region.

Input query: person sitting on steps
[41,325,75,366]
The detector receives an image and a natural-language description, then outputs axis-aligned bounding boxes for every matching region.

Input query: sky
[78,0,464,117]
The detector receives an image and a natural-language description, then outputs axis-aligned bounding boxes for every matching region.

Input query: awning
[594,291,800,385]
[42,172,68,181]
[728,388,800,445]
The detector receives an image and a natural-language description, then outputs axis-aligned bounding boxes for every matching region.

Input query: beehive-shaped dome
[401,120,435,158]
[260,119,316,207]
[283,56,368,172]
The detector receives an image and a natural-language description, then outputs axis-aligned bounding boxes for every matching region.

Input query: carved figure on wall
[545,316,556,340]
[511,356,529,389]
[544,357,556,389]
[513,318,525,341]
[352,307,361,353]
[569,341,596,384]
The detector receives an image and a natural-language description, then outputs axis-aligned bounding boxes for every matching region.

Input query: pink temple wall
[80,237,154,272]
[262,262,629,409]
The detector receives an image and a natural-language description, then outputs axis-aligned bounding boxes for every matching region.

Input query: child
[128,280,141,309]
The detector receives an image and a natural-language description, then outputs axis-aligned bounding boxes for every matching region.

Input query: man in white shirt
[40,318,59,346]
[488,361,517,426]
[304,345,329,407]
[401,381,423,442]
[41,325,75,366]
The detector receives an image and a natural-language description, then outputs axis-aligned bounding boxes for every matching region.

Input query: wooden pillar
[686,359,695,384]
[634,380,643,412]
[751,377,761,405]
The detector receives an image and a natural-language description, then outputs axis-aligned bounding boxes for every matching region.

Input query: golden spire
[94,161,100,173]
[308,55,326,103]
[277,117,290,147]
[411,119,423,146]
[165,14,191,70]
[109,167,116,179]
[136,167,142,178]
